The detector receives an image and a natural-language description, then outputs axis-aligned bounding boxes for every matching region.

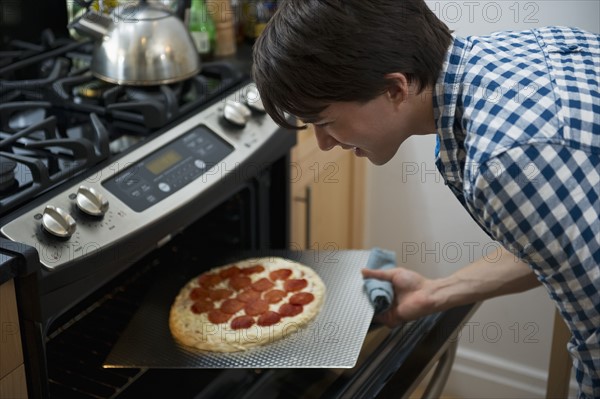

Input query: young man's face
[306,87,433,165]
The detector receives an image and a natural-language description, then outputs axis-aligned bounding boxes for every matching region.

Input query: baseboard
[443,347,578,398]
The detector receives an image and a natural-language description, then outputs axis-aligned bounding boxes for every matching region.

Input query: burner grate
[0,101,109,217]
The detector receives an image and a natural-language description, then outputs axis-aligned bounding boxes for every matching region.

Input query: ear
[384,72,410,104]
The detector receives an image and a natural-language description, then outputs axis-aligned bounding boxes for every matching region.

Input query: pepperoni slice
[220,299,245,314]
[279,303,303,317]
[241,264,265,275]
[284,279,308,292]
[207,309,231,324]
[231,315,256,330]
[191,300,214,314]
[269,268,292,281]
[251,277,275,292]
[263,289,287,304]
[289,292,314,305]
[209,288,233,301]
[244,299,269,316]
[257,311,282,326]
[189,287,211,301]
[219,266,241,279]
[237,289,261,303]
[198,273,221,288]
[229,275,252,290]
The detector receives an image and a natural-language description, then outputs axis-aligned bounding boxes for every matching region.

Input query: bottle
[243,0,276,43]
[188,0,216,59]
[211,0,237,57]
[241,0,256,43]
[253,1,276,40]
[230,0,245,44]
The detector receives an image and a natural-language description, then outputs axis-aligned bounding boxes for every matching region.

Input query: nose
[314,125,338,151]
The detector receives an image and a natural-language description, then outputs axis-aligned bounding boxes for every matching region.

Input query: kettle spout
[68,11,112,40]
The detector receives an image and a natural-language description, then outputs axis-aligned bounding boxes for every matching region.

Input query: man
[251,0,599,397]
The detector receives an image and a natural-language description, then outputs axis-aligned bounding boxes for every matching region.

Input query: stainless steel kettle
[71,0,200,85]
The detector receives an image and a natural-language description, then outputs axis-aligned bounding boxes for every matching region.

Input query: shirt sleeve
[466,143,600,399]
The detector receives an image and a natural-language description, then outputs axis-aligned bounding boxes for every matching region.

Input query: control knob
[245,86,265,113]
[42,206,76,238]
[76,185,109,216]
[223,100,252,127]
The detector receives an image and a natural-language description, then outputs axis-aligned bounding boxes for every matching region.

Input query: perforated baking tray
[104,250,375,369]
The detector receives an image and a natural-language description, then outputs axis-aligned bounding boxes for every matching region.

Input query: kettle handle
[74,0,95,9]
[68,11,112,40]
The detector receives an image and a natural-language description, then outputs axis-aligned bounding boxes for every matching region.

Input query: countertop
[0,239,38,284]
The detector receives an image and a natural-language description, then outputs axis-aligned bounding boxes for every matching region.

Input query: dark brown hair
[252,0,452,129]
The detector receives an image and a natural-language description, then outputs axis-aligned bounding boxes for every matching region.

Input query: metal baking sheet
[104,250,375,369]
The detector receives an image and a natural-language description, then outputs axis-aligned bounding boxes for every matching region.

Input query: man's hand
[361,245,540,328]
[361,267,439,326]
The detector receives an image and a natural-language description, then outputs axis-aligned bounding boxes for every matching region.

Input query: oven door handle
[418,338,458,398]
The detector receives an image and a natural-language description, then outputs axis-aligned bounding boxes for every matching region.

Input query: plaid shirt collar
[433,36,469,194]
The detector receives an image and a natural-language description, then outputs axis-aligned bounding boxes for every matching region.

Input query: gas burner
[124,84,183,121]
[125,84,184,103]
[72,79,115,102]
[0,33,89,97]
[46,61,242,131]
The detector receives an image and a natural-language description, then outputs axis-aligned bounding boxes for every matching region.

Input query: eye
[314,121,332,128]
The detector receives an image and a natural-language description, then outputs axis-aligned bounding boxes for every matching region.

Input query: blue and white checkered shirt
[433,26,600,398]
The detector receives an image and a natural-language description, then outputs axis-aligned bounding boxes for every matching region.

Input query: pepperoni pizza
[169,257,326,352]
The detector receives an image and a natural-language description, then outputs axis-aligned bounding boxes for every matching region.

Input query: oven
[0,4,477,398]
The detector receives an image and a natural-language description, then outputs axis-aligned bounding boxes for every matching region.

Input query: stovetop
[0,29,246,219]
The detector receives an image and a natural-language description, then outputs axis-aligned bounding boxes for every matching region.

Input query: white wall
[363,1,599,397]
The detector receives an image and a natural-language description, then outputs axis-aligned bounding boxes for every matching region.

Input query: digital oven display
[103,125,234,212]
[145,150,183,176]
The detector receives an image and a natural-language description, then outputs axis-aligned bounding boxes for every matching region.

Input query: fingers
[361,268,396,281]
[373,308,403,328]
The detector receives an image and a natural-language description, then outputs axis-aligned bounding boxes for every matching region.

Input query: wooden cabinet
[290,125,366,250]
[0,279,28,398]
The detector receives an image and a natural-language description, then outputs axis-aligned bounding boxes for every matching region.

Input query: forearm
[429,245,540,312]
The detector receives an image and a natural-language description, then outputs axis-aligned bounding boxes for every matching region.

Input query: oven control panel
[104,125,233,212]
[1,83,282,270]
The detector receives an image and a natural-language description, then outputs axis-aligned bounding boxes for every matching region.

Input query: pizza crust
[169,257,326,352]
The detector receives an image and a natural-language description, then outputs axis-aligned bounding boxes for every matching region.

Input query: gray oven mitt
[363,247,396,314]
